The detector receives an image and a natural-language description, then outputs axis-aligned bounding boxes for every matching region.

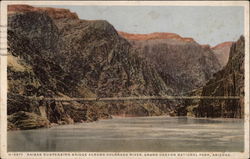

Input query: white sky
[39,5,244,46]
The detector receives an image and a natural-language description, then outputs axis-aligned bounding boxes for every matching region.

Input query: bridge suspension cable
[13,73,242,102]
[27,96,242,102]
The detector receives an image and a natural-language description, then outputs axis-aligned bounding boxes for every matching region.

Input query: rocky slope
[212,41,233,67]
[196,36,244,118]
[7,5,179,130]
[119,32,221,94]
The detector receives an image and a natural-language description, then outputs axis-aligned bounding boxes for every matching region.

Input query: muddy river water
[8,116,244,152]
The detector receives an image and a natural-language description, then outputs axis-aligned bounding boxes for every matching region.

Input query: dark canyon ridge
[7,5,244,130]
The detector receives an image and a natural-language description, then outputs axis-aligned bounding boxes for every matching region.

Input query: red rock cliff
[8,5,79,19]
[118,31,194,42]
[212,41,233,67]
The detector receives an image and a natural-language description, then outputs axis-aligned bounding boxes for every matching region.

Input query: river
[8,116,244,152]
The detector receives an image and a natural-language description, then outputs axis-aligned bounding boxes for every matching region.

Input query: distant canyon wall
[119,31,222,94]
[212,41,233,67]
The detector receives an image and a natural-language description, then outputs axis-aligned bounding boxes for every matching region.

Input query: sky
[39,5,244,46]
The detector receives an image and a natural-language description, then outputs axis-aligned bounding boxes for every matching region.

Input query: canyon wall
[7,5,179,130]
[119,32,221,94]
[196,36,244,118]
[7,5,244,130]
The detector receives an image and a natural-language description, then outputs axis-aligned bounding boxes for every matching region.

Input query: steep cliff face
[7,5,178,130]
[53,19,173,97]
[212,41,233,67]
[119,32,221,94]
[196,36,244,118]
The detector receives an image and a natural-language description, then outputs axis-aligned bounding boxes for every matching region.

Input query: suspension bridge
[24,72,243,102]
[28,95,242,102]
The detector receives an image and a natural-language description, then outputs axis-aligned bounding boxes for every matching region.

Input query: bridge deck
[29,96,242,102]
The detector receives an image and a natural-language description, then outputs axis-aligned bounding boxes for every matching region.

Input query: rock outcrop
[212,41,233,67]
[7,5,178,130]
[119,32,221,94]
[196,36,244,118]
[8,111,50,130]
